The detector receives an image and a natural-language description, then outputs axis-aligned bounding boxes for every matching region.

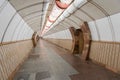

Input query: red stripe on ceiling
[56,0,69,9]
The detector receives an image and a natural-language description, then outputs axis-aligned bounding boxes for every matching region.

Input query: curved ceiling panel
[44,29,72,39]
[71,15,83,22]
[7,0,120,42]
[81,3,106,19]
[23,10,44,19]
[110,13,120,42]
[9,0,49,32]
[3,13,21,42]
[29,22,41,29]
[74,10,93,21]
[9,0,44,11]
[48,20,73,34]
[23,10,51,20]
[92,0,120,15]
[28,24,41,31]
[64,18,79,28]
[0,2,16,42]
[96,17,113,41]
[0,0,5,6]
[88,21,99,40]
[59,23,71,29]
[12,20,25,41]
[44,0,120,36]
[18,4,43,17]
[24,14,44,21]
[26,17,41,23]
[68,15,82,25]
[45,23,71,36]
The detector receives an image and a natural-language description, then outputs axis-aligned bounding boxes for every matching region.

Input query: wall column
[80,22,91,60]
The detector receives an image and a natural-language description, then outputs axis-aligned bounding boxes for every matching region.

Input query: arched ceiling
[9,0,54,31]
[8,0,120,36]
[44,0,120,36]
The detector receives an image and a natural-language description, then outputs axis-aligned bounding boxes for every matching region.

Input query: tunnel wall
[90,41,120,73]
[44,29,73,51]
[44,12,120,73]
[0,40,33,80]
[0,1,34,79]
[88,12,120,73]
[0,1,34,43]
[2,0,119,74]
[88,12,120,42]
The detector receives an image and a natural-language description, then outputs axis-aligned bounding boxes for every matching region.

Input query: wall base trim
[106,66,119,73]
[0,39,31,46]
[90,59,106,67]
[90,59,120,74]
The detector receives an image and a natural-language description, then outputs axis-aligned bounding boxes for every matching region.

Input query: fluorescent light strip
[41,0,73,36]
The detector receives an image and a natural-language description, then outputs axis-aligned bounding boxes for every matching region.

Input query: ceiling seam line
[17,2,48,12]
[89,0,115,42]
[0,0,8,13]
[40,1,45,31]
[78,9,101,41]
[25,14,44,21]
[16,22,25,40]
[11,19,23,41]
[1,12,17,43]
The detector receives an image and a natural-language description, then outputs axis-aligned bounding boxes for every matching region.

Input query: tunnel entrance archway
[70,22,91,60]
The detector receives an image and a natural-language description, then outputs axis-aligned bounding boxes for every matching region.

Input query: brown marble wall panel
[90,41,120,73]
[80,22,91,60]
[0,40,33,80]
[44,39,73,51]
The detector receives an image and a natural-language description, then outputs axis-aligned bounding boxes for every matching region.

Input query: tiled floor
[14,40,78,80]
[14,39,120,80]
